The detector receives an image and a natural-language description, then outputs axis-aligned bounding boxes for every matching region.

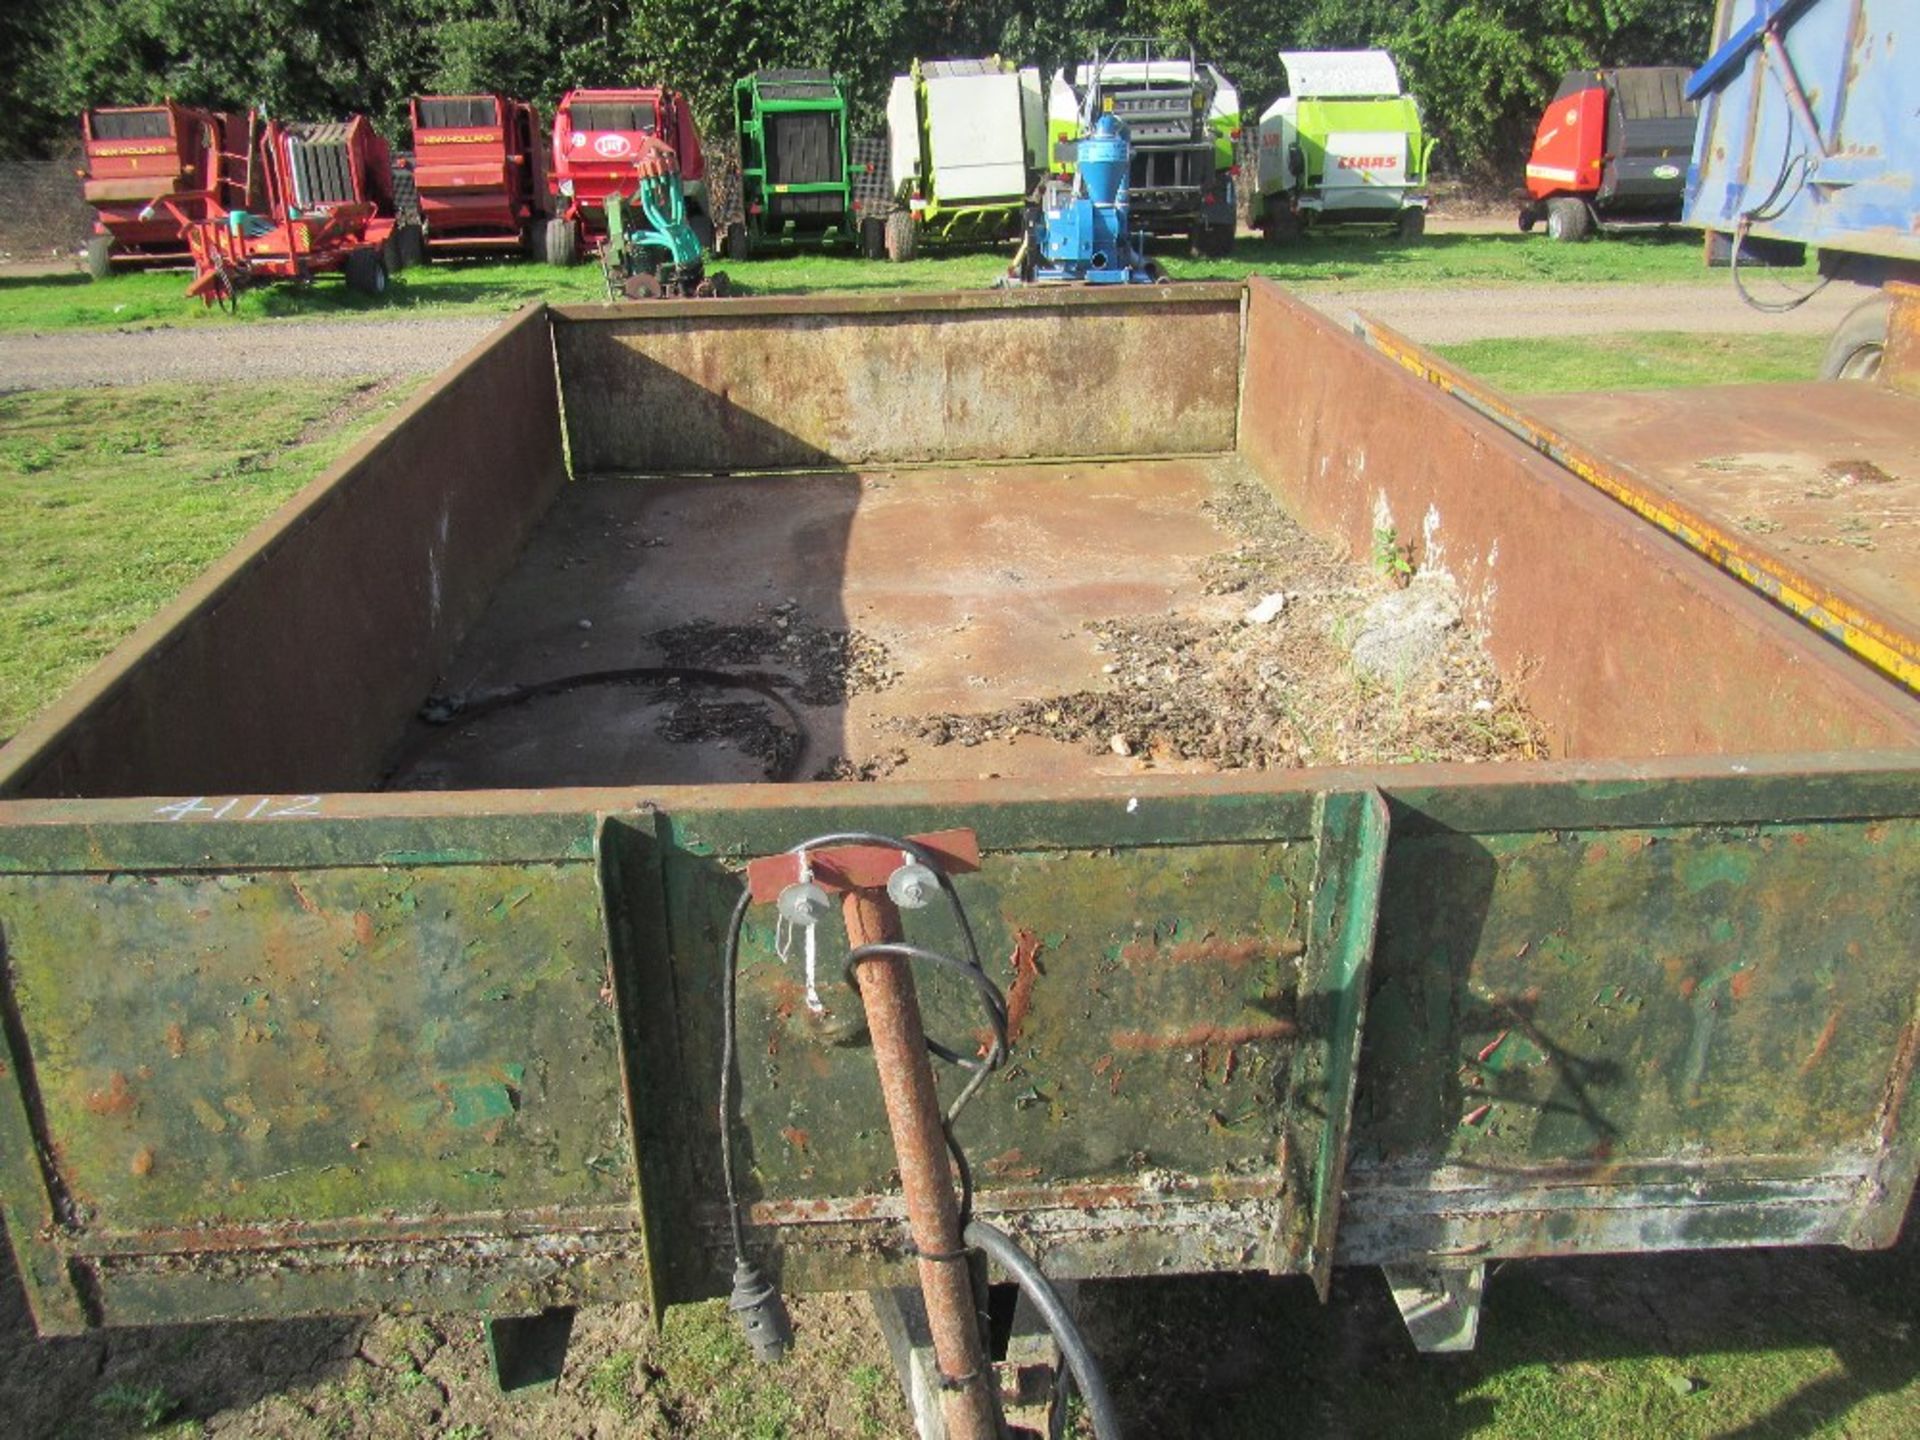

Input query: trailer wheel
[1545,198,1592,242]
[83,234,114,281]
[543,218,579,268]
[1396,208,1426,243]
[884,209,917,263]
[859,216,886,260]
[1819,294,1893,382]
[344,249,389,297]
[725,222,751,263]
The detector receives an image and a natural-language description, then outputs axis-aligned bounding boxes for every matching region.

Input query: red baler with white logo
[544,88,710,266]
[1519,67,1698,241]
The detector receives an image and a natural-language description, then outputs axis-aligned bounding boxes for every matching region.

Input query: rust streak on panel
[1004,930,1042,1047]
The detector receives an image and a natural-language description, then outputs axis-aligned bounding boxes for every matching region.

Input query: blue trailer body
[1685,0,1917,277]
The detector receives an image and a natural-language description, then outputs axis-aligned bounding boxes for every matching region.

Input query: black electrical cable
[716,829,1118,1434]
[965,1219,1122,1440]
[718,886,755,1259]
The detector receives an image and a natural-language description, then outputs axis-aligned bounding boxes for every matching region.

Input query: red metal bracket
[744,829,979,902]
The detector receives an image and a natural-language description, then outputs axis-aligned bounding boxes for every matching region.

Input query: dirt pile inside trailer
[908,470,1541,770]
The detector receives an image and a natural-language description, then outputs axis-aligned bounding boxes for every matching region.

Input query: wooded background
[0,1,1713,178]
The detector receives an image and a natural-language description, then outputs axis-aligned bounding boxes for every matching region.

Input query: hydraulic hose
[964,1219,1121,1440]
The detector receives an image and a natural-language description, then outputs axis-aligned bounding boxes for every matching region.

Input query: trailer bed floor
[385,455,1532,791]
[1531,381,1920,654]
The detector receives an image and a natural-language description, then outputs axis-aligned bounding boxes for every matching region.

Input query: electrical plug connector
[727,1257,793,1362]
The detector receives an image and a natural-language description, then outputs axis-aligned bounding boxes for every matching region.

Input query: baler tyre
[83,234,114,280]
[725,221,751,263]
[397,222,427,269]
[1261,196,1301,244]
[1396,207,1426,242]
[859,215,886,260]
[1545,197,1592,242]
[343,248,389,297]
[884,208,916,263]
[1819,294,1893,382]
[543,218,578,268]
[1517,207,1537,233]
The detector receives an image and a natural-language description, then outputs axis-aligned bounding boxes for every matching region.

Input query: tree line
[0,1,1712,178]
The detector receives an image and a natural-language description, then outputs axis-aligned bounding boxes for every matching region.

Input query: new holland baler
[76,102,256,277]
[407,94,549,258]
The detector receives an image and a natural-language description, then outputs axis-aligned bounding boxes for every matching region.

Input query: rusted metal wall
[1887,281,1920,398]
[1236,277,1920,759]
[552,287,1243,476]
[0,306,568,802]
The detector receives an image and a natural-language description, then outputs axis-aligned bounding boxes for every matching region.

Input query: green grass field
[0,379,421,740]
[1432,331,1825,392]
[0,228,1788,333]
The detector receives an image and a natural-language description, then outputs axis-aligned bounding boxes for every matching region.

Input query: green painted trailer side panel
[0,764,1914,1330]
[1360,818,1919,1169]
[2,861,628,1229]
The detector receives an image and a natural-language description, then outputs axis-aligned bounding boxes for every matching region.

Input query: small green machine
[727,69,859,259]
[601,142,726,299]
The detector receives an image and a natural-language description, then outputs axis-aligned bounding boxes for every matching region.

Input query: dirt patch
[658,692,805,780]
[0,1224,910,1439]
[907,471,1540,769]
[653,601,898,708]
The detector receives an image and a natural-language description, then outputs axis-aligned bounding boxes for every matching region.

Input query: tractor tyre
[83,233,114,280]
[1192,223,1235,258]
[859,215,886,260]
[884,209,917,263]
[543,218,579,268]
[1396,207,1427,243]
[344,248,389,297]
[1819,294,1893,382]
[1545,197,1592,242]
[725,222,751,263]
[690,212,716,258]
[1261,197,1301,244]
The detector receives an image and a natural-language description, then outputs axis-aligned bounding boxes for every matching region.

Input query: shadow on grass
[0,274,92,292]
[0,1214,360,1440]
[1079,1204,1919,1439]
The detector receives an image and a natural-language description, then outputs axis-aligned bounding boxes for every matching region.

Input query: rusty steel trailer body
[0,288,1914,1394]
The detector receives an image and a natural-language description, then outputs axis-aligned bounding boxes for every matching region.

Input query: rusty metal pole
[842,887,1005,1440]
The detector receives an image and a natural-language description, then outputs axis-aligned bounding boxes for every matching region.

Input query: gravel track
[1302,277,1877,345]
[0,316,498,392]
[0,276,1877,393]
